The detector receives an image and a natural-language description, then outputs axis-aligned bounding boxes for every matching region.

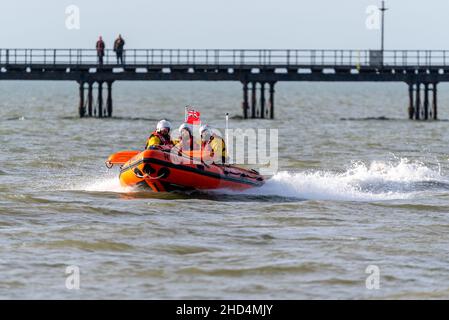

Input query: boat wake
[82,177,128,193]
[68,171,130,193]
[220,158,448,202]
[69,158,448,202]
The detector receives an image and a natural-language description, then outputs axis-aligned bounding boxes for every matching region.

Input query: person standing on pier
[113,35,125,65]
[96,36,105,65]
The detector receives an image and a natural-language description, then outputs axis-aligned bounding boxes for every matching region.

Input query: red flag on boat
[186,109,201,125]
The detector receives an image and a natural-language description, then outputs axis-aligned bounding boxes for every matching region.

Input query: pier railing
[0,49,449,67]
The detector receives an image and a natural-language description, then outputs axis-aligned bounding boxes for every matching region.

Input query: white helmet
[178,123,193,134]
[199,124,212,141]
[156,120,171,133]
[199,124,210,134]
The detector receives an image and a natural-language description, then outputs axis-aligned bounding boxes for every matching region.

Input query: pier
[1,48,449,119]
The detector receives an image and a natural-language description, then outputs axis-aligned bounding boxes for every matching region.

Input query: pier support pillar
[98,81,103,118]
[407,81,437,121]
[408,83,414,120]
[415,82,421,120]
[87,82,93,117]
[78,81,85,118]
[251,82,257,119]
[269,82,275,119]
[242,81,249,119]
[107,81,113,118]
[423,83,429,120]
[432,83,438,120]
[242,81,275,120]
[260,82,266,119]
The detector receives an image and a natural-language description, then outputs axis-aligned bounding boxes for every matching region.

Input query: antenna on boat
[184,106,188,122]
[225,113,229,164]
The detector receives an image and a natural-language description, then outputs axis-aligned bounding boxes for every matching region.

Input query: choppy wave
[37,239,135,252]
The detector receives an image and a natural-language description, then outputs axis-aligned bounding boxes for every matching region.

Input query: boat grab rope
[133,170,166,180]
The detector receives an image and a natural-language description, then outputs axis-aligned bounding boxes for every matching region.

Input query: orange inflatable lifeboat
[106,147,265,192]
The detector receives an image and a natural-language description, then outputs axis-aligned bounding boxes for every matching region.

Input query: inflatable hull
[119,149,264,192]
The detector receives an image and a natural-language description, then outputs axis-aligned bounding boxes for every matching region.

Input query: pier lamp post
[379,1,388,55]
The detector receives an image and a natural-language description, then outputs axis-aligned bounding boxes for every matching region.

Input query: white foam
[82,177,129,193]
[233,158,446,201]
[66,170,135,193]
[65,158,447,201]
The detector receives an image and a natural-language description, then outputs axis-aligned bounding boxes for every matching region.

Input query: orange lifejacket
[145,131,173,149]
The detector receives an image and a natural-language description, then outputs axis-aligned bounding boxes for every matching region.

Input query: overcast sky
[0,0,446,49]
